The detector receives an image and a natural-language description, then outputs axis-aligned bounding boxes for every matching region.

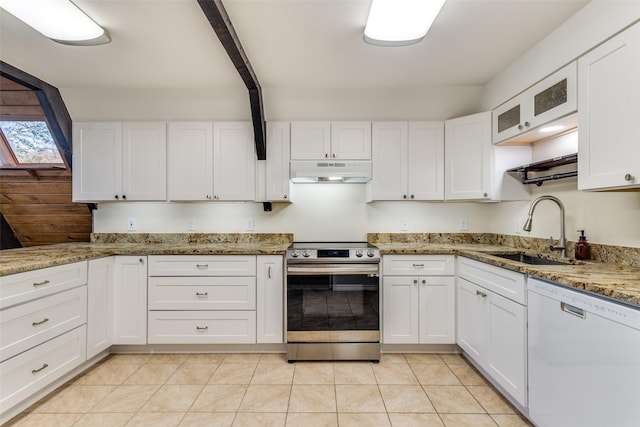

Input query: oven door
[286,263,380,343]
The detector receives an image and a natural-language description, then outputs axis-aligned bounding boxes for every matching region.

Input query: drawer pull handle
[195,292,208,297]
[412,263,424,268]
[476,290,487,298]
[33,280,50,287]
[561,302,586,319]
[268,266,272,279]
[196,326,208,331]
[196,264,209,269]
[32,363,49,374]
[32,318,50,326]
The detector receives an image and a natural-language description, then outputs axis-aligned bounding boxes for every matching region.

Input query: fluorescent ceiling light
[364,0,446,46]
[0,0,110,45]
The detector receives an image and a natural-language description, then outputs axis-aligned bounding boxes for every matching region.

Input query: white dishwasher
[528,277,640,427]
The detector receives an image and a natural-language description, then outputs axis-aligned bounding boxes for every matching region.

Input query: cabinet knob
[413,279,418,284]
[114,195,119,200]
[410,194,415,199]
[421,279,426,284]
[483,192,488,197]
[325,153,329,158]
[403,195,407,199]
[122,194,126,200]
[332,153,336,158]
[524,121,530,128]
[625,173,635,182]
[284,194,288,199]
[518,124,523,130]
[139,258,144,264]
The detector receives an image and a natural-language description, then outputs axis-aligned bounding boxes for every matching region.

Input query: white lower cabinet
[456,257,527,407]
[382,255,455,344]
[113,256,148,345]
[256,256,284,343]
[87,257,114,359]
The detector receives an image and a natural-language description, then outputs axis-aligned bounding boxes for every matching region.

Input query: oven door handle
[287,264,379,276]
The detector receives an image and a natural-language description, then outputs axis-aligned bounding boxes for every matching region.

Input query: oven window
[287,274,379,331]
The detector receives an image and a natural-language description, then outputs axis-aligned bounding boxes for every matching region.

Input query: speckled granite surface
[369,233,640,307]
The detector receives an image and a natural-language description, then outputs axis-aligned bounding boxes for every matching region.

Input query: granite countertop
[375,242,640,307]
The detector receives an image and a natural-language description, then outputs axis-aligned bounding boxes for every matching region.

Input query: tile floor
[6,353,533,427]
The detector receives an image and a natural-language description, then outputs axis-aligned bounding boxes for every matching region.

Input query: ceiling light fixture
[364,0,446,47]
[0,0,111,46]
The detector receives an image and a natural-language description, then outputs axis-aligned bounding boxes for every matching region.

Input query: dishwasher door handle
[561,302,586,319]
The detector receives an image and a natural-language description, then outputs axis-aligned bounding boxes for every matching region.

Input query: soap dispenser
[575,230,591,260]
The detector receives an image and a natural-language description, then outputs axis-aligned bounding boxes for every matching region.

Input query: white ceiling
[0,0,588,91]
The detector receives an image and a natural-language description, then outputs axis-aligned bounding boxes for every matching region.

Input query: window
[0,120,64,166]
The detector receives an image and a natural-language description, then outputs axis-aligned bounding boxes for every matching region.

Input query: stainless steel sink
[489,253,572,266]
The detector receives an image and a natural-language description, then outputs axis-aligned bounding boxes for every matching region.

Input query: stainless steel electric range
[285,242,380,362]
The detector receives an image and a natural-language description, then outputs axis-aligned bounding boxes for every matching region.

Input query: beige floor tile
[73,412,133,427]
[333,363,376,384]
[209,363,257,384]
[293,363,334,384]
[491,414,533,427]
[440,413,499,427]
[448,364,488,386]
[372,363,418,384]
[285,412,338,427]
[75,363,141,385]
[259,353,288,364]
[378,385,435,413]
[239,384,291,412]
[222,353,262,364]
[404,353,445,365]
[251,363,295,384]
[125,412,185,426]
[335,385,386,413]
[148,354,189,364]
[467,386,516,414]
[190,385,247,412]
[184,353,226,364]
[166,363,218,385]
[439,354,467,366]
[179,412,235,427]
[141,384,204,412]
[232,412,286,426]
[411,364,462,386]
[90,385,159,413]
[6,413,83,427]
[32,385,114,413]
[424,386,485,414]
[124,363,180,385]
[107,354,152,365]
[288,385,336,412]
[388,413,445,427]
[379,354,407,364]
[338,413,391,427]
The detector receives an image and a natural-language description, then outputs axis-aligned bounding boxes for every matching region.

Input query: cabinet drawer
[0,262,88,309]
[148,256,256,277]
[457,257,526,304]
[148,277,256,310]
[382,255,454,276]
[0,325,87,412]
[1,287,87,362]
[148,311,256,344]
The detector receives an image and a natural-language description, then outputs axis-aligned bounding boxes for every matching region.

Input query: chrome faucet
[523,195,566,257]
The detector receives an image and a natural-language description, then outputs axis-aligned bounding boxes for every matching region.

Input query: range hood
[290,160,372,183]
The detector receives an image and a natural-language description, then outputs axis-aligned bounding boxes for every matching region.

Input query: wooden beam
[197,0,266,160]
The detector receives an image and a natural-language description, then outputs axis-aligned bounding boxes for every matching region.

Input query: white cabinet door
[370,122,407,200]
[445,112,492,200]
[407,121,444,200]
[87,257,113,359]
[578,23,640,191]
[265,122,291,202]
[418,277,455,344]
[72,122,122,202]
[213,122,256,201]
[382,276,419,344]
[256,256,283,343]
[331,122,371,160]
[492,93,528,145]
[113,256,147,345]
[167,122,214,201]
[290,122,331,160]
[122,122,167,201]
[456,277,486,362]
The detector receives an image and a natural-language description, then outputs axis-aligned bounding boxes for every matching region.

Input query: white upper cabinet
[168,121,255,201]
[578,22,640,191]
[291,121,371,160]
[446,112,530,201]
[265,122,291,202]
[369,121,443,201]
[73,122,167,202]
[492,61,577,145]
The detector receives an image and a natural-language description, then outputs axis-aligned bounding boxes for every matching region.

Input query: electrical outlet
[127,217,137,232]
[458,218,468,231]
[401,217,409,231]
[187,218,196,231]
[246,218,254,231]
